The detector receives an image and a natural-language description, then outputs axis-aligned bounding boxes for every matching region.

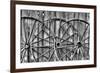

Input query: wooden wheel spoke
[82,36,89,42]
[47,51,55,61]
[36,47,54,59]
[44,23,55,38]
[30,48,37,62]
[79,47,84,57]
[31,45,53,49]
[81,25,89,41]
[62,43,74,46]
[31,38,53,45]
[82,45,89,49]
[82,43,89,45]
[61,33,78,43]
[28,20,37,42]
[30,30,43,43]
[70,48,77,59]
[55,36,65,41]
[60,51,71,60]
[58,19,62,37]
[62,40,74,44]
[42,30,54,40]
[21,46,26,53]
[21,50,26,63]
[32,48,48,60]
[62,24,72,39]
[23,19,27,42]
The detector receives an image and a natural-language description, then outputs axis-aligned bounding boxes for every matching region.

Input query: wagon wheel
[42,18,90,61]
[20,17,48,63]
[59,19,90,60]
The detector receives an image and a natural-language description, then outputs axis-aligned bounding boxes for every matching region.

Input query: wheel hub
[55,41,61,48]
[77,42,82,48]
[56,42,60,47]
[25,43,30,49]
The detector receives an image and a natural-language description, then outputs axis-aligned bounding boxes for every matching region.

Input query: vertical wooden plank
[41,11,45,61]
[27,11,31,62]
[37,11,40,62]
[48,11,51,60]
